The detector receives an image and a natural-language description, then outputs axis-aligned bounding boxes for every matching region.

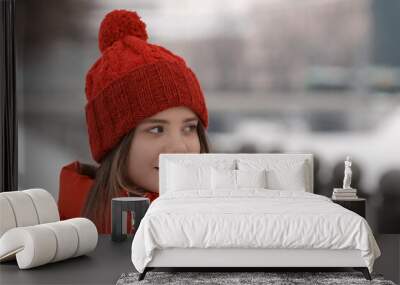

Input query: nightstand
[331,198,366,218]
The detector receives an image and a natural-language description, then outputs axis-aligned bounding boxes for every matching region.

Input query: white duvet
[131,190,380,273]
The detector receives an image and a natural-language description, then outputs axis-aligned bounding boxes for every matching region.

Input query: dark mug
[111,197,149,242]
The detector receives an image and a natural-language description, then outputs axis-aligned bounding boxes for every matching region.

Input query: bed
[131,153,381,281]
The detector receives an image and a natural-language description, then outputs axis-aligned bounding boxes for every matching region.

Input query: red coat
[58,161,159,234]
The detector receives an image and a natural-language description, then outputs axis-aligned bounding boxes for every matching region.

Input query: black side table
[111,197,150,242]
[331,198,366,218]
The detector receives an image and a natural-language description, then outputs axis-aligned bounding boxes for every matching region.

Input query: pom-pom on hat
[85,10,208,163]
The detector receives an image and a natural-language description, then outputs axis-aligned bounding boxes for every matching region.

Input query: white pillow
[267,164,306,191]
[211,168,237,190]
[167,162,212,192]
[236,169,267,189]
[238,159,306,191]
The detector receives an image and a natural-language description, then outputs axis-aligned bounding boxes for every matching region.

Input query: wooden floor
[373,234,400,284]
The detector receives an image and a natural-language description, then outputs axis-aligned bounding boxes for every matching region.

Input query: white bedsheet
[131,190,380,273]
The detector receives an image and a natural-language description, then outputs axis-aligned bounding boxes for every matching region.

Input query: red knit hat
[85,10,208,163]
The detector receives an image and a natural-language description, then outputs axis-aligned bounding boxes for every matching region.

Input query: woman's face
[127,106,201,193]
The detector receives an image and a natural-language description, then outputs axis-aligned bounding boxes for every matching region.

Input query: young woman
[58,9,210,234]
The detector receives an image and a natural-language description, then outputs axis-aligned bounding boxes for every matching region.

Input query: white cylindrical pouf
[66,218,98,257]
[42,221,79,262]
[0,196,17,237]
[0,192,39,227]
[0,187,98,270]
[23,188,60,223]
[0,218,98,269]
[0,226,57,269]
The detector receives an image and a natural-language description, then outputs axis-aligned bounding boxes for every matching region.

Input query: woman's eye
[184,124,197,132]
[147,124,197,134]
[148,126,163,134]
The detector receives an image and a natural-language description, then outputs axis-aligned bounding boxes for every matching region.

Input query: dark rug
[116,271,396,285]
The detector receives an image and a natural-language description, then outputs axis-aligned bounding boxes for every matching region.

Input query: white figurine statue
[343,156,352,189]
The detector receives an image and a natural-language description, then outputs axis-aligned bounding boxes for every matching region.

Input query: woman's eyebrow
[141,117,198,124]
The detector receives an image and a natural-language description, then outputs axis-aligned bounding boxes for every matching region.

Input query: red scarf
[58,161,159,234]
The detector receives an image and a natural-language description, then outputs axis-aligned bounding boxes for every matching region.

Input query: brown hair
[81,122,210,231]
